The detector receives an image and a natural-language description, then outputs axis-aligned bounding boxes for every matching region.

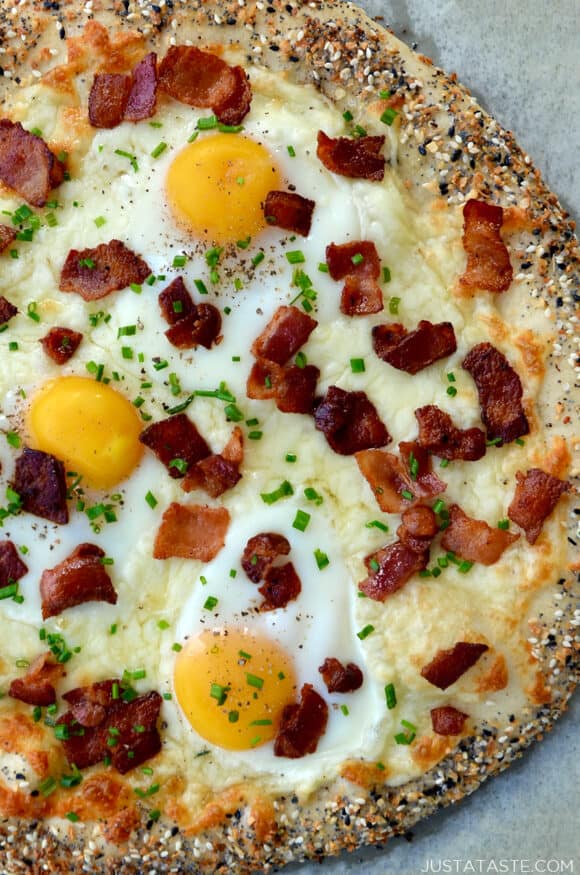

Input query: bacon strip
[252,306,317,366]
[9,653,65,707]
[462,342,529,444]
[0,296,17,325]
[58,680,162,774]
[40,543,117,619]
[165,303,222,350]
[40,326,83,365]
[124,53,158,122]
[441,504,519,565]
[88,53,158,128]
[264,191,315,237]
[317,131,385,181]
[0,539,28,587]
[459,199,513,293]
[258,562,301,612]
[430,705,468,735]
[153,503,229,561]
[59,240,151,301]
[421,642,489,690]
[140,413,211,478]
[158,46,252,125]
[0,224,16,253]
[318,658,363,694]
[372,320,457,374]
[273,684,328,758]
[181,427,243,498]
[0,120,65,207]
[326,240,383,316]
[247,359,319,414]
[158,277,195,325]
[314,386,390,455]
[241,533,291,584]
[356,440,446,513]
[397,506,439,552]
[12,447,68,525]
[415,405,486,461]
[508,468,570,544]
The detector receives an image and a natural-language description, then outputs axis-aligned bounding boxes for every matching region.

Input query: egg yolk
[166,133,282,245]
[174,629,297,750]
[27,376,143,490]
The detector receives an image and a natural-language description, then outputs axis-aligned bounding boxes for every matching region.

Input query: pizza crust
[0,1,577,872]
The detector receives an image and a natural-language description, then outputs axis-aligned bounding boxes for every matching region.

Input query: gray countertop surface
[291,3,579,874]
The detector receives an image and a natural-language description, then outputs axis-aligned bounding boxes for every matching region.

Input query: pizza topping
[153,503,230,561]
[317,131,385,181]
[314,386,391,455]
[0,120,65,207]
[318,658,364,693]
[158,46,251,125]
[358,542,429,601]
[140,413,211,478]
[326,241,383,316]
[0,224,16,253]
[420,642,489,689]
[40,543,117,620]
[441,504,520,565]
[8,652,65,707]
[251,306,317,365]
[59,240,151,301]
[372,320,457,374]
[40,327,83,365]
[165,303,222,350]
[12,447,69,525]
[158,276,195,325]
[89,53,158,128]
[430,705,468,735]
[0,539,28,587]
[181,427,243,498]
[397,506,439,552]
[459,199,513,293]
[507,468,570,544]
[258,561,302,612]
[124,53,159,122]
[462,342,529,444]
[0,296,17,325]
[415,405,486,461]
[273,683,328,758]
[356,441,446,513]
[241,532,291,583]
[264,191,315,237]
[247,360,320,414]
[58,680,162,774]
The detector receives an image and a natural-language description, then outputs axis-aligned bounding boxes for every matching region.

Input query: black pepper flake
[418,144,427,156]
[450,148,462,161]
[439,181,449,195]
[520,261,532,269]
[269,44,280,52]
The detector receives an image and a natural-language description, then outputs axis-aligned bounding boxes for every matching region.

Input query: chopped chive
[369,558,380,572]
[285,453,297,463]
[351,252,364,265]
[382,266,391,283]
[39,776,57,797]
[342,110,353,121]
[314,548,329,570]
[295,351,307,368]
[250,718,273,726]
[229,569,237,579]
[248,431,262,440]
[350,357,365,373]
[210,684,228,705]
[157,619,170,630]
[187,131,199,143]
[515,438,525,446]
[66,812,80,822]
[224,403,244,422]
[151,142,167,159]
[197,114,217,130]
[353,124,367,137]
[388,296,401,314]
[366,519,388,532]
[168,458,188,474]
[246,418,259,426]
[246,673,264,690]
[260,480,294,504]
[287,145,296,157]
[121,346,133,359]
[380,107,398,126]
[401,489,413,501]
[252,251,265,267]
[432,499,445,515]
[497,518,510,530]
[236,236,251,249]
[446,386,457,397]
[357,624,375,640]
[109,624,117,635]
[172,642,182,652]
[304,487,323,505]
[408,451,419,480]
[114,148,139,172]
[6,432,21,448]
[379,89,391,99]
[172,255,187,268]
[340,704,349,716]
[203,596,218,611]
[486,436,502,446]
[440,458,450,468]
[292,510,311,532]
[228,710,239,723]
[384,683,397,709]
[458,560,473,573]
[27,302,40,322]
[286,250,305,264]
[238,649,251,660]
[318,262,329,273]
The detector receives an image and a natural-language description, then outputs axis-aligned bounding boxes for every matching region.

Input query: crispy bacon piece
[258,562,301,611]
[318,658,363,694]
[58,680,162,774]
[431,705,468,736]
[12,447,68,524]
[415,405,486,461]
[508,468,570,544]
[165,303,221,350]
[241,532,291,583]
[397,506,439,553]
[0,120,65,207]
[153,503,230,561]
[0,224,16,253]
[0,296,17,325]
[441,504,519,565]
[358,541,429,601]
[124,53,159,122]
[326,240,383,316]
[88,53,158,128]
[252,306,317,366]
[9,653,65,707]
[421,642,489,690]
[356,440,446,513]
[247,359,319,414]
[59,239,151,301]
[462,342,529,444]
[264,191,315,237]
[314,386,390,455]
[40,543,117,620]
[372,320,457,374]
[158,46,252,125]
[181,427,243,498]
[158,276,195,325]
[273,683,328,758]
[0,540,28,587]
[140,413,211,478]
[317,130,385,181]
[40,326,83,365]
[459,199,513,293]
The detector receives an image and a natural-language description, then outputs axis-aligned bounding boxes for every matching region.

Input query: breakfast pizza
[0,0,577,871]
